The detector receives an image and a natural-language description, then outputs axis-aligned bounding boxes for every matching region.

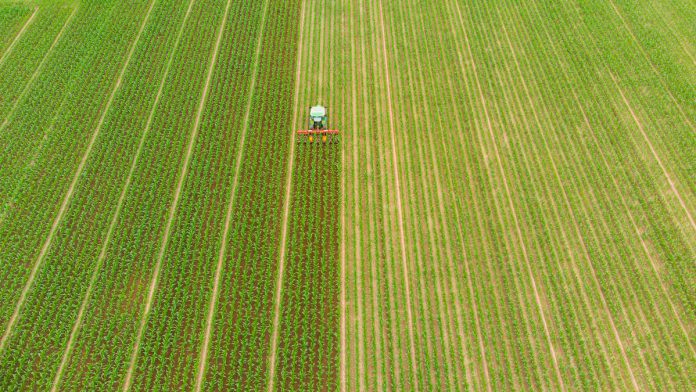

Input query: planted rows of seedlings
[268,0,342,390]
[0,0,693,390]
[0,0,191,389]
[199,1,301,390]
[128,0,270,389]
[52,0,238,389]
[0,0,305,389]
[0,0,155,371]
[312,0,696,390]
[0,4,32,55]
[0,4,74,124]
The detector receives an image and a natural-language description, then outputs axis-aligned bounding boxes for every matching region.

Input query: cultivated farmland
[0,0,694,391]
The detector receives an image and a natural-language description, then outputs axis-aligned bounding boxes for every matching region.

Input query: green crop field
[0,0,693,390]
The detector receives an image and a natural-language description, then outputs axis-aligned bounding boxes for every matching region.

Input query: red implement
[297,129,340,135]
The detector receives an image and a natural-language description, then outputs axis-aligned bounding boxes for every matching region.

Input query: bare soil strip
[374,1,419,389]
[0,6,38,66]
[193,1,270,390]
[450,1,566,389]
[121,0,234,388]
[264,2,306,391]
[0,7,77,131]
[0,0,157,354]
[605,0,695,130]
[48,1,196,390]
[497,15,641,390]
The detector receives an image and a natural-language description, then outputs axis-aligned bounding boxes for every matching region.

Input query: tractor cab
[309,105,327,129]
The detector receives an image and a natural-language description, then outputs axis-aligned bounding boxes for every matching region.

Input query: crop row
[0,4,32,55]
[53,0,235,389]
[0,4,73,123]
[274,143,342,391]
[128,0,267,390]
[0,0,154,354]
[0,0,189,389]
[198,1,301,390]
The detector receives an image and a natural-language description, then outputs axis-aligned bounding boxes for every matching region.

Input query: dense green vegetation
[0,0,693,390]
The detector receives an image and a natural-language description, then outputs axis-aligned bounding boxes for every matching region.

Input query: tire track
[193,0,270,389]
[121,0,233,388]
[47,1,196,389]
[0,0,157,354]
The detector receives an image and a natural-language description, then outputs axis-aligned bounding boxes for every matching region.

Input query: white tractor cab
[309,105,328,130]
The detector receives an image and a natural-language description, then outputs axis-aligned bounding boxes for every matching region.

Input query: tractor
[296,105,339,143]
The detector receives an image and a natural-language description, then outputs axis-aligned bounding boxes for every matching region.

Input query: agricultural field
[0,0,693,390]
